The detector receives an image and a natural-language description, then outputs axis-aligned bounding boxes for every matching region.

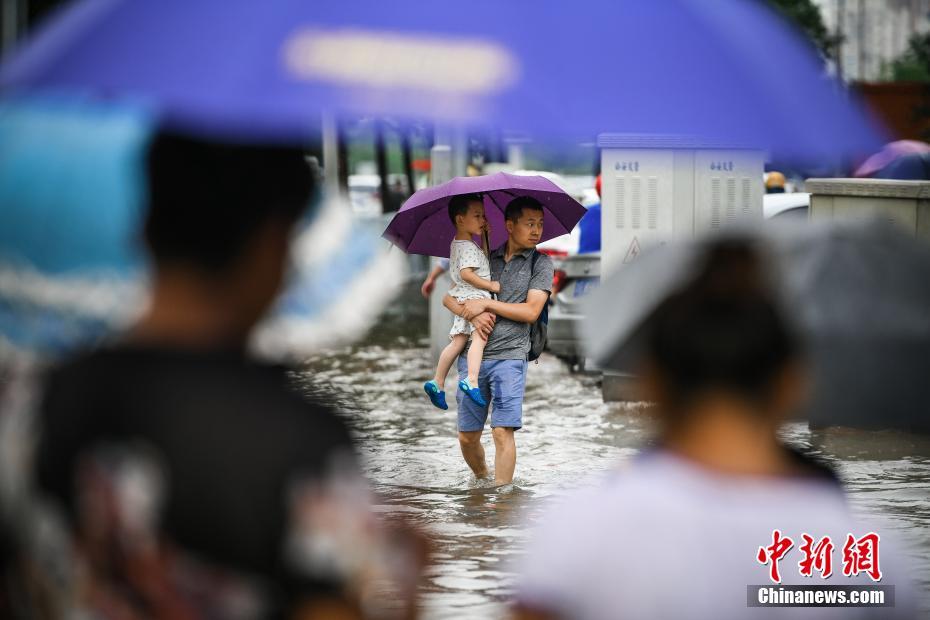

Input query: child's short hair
[504,196,544,223]
[448,193,484,226]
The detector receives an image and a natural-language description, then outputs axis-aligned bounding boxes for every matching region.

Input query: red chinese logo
[842,532,882,582]
[757,530,882,583]
[757,530,794,583]
[798,534,834,578]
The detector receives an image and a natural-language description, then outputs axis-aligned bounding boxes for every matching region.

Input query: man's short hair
[145,132,316,273]
[504,196,544,223]
[448,193,483,225]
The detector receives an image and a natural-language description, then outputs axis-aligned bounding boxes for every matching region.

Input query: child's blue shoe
[458,379,487,407]
[424,380,448,410]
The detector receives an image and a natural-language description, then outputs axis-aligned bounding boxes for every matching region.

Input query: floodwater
[298,322,930,619]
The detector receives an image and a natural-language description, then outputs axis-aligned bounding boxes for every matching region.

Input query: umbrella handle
[482,229,498,301]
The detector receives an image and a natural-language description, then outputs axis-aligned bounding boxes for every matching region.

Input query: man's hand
[461,298,488,321]
[470,312,495,339]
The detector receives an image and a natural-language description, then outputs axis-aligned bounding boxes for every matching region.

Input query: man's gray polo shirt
[468,244,553,360]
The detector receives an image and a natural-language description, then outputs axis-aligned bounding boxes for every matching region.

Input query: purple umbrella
[853,140,930,177]
[382,173,586,258]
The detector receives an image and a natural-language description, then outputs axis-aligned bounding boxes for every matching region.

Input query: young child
[424,193,500,410]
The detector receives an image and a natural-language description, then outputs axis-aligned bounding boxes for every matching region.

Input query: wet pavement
[298,324,930,619]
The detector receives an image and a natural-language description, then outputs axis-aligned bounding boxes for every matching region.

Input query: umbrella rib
[487,192,508,213]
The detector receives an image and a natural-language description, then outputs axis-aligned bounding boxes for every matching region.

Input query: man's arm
[462,289,549,323]
[443,294,495,338]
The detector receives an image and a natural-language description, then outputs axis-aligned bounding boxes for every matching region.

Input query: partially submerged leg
[458,430,489,479]
[491,426,516,485]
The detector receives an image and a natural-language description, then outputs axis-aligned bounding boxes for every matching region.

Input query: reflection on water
[299,325,930,619]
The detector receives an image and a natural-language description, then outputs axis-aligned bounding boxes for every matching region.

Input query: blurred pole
[336,119,349,195]
[428,126,459,364]
[430,144,453,185]
[507,143,525,170]
[375,119,391,212]
[495,129,507,164]
[321,112,343,202]
[2,0,19,54]
[504,132,529,170]
[453,125,468,177]
[400,125,415,195]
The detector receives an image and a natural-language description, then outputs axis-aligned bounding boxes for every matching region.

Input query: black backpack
[527,250,549,363]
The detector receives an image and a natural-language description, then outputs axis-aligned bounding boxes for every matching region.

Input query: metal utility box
[806,178,930,241]
[598,134,765,276]
[598,135,765,402]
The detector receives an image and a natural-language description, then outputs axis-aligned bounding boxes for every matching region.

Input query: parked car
[540,181,599,372]
[763,192,810,220]
[546,251,600,371]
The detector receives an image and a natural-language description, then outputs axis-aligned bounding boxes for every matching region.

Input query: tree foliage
[767,0,838,60]
[888,33,930,82]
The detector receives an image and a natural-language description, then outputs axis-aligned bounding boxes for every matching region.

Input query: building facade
[813,0,930,81]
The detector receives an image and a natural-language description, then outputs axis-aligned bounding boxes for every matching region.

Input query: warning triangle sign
[623,237,641,264]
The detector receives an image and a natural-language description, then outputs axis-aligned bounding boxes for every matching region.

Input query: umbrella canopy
[382,173,586,258]
[581,221,930,432]
[872,152,930,180]
[0,0,881,159]
[854,140,930,177]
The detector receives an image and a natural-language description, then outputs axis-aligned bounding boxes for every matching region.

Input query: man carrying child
[443,196,553,485]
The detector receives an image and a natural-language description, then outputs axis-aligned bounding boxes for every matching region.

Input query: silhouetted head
[144,132,315,332]
[641,239,804,424]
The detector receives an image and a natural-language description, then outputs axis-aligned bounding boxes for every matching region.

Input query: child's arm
[459,268,501,294]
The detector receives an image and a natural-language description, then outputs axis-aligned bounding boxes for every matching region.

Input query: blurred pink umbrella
[853,140,930,177]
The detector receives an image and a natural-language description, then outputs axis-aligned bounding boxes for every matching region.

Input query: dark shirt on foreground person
[13,343,372,618]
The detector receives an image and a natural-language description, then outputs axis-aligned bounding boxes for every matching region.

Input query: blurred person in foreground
[0,133,423,619]
[513,239,919,619]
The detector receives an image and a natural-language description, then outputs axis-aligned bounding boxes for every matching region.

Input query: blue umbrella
[0,0,882,159]
[0,98,152,357]
[0,98,403,360]
[873,152,930,180]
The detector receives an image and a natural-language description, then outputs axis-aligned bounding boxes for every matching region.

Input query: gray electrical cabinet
[806,178,930,241]
[598,134,765,401]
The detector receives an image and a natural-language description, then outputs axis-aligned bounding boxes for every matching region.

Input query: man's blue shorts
[456,356,527,431]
